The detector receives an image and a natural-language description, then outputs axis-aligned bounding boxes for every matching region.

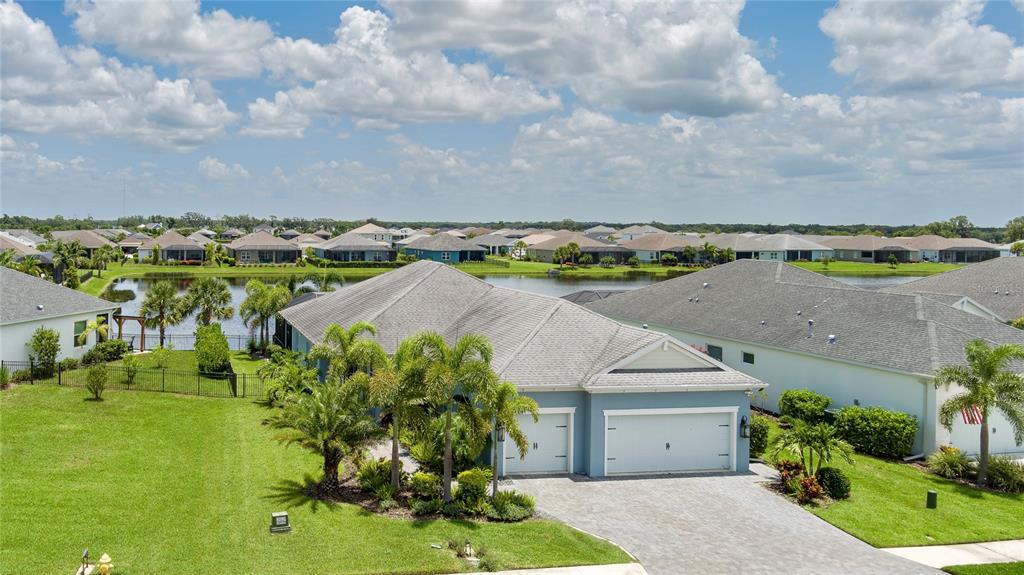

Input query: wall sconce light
[740,415,750,438]
[270,511,291,533]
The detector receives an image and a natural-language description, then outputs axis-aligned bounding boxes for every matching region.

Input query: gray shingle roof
[318,233,393,251]
[586,259,1024,376]
[473,234,516,248]
[404,234,485,252]
[49,230,115,249]
[1,268,118,325]
[280,261,757,391]
[884,257,1024,322]
[228,231,301,251]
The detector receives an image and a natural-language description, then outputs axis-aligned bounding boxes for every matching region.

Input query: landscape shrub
[58,357,80,371]
[195,324,231,374]
[373,483,398,504]
[660,253,678,266]
[778,389,831,423]
[627,256,640,267]
[774,459,804,484]
[356,458,392,493]
[411,498,443,516]
[122,354,140,387]
[927,445,973,480]
[986,457,1024,493]
[408,471,441,500]
[27,326,60,375]
[150,346,171,369]
[85,364,107,400]
[454,467,492,505]
[815,467,851,499]
[485,490,535,522]
[750,415,770,457]
[797,475,824,504]
[579,254,593,267]
[64,266,80,288]
[834,406,917,458]
[599,256,615,268]
[82,339,130,365]
[0,366,10,389]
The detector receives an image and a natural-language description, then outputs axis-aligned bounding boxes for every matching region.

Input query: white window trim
[602,406,738,476]
[501,407,575,477]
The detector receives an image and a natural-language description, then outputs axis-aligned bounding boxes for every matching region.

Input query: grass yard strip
[764,422,1023,547]
[790,260,962,276]
[0,386,631,574]
[943,562,1024,575]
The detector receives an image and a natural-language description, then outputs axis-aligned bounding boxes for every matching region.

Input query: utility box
[270,511,291,533]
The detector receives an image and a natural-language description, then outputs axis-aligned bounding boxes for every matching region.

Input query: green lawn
[0,386,630,574]
[790,260,962,276]
[944,563,1024,575]
[765,422,1023,547]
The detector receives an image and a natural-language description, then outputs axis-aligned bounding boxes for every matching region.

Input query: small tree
[599,256,615,268]
[183,277,234,325]
[481,381,539,496]
[151,346,171,369]
[682,245,697,265]
[64,265,80,289]
[820,256,831,270]
[27,326,60,374]
[627,255,639,267]
[887,254,898,268]
[195,324,232,374]
[1011,242,1024,257]
[151,244,161,264]
[86,364,107,400]
[660,253,678,266]
[579,254,593,267]
[122,354,140,387]
[769,421,854,478]
[139,280,185,347]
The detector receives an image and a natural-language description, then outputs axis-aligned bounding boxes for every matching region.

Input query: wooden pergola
[113,315,147,351]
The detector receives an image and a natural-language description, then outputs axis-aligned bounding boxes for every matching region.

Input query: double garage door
[503,408,736,476]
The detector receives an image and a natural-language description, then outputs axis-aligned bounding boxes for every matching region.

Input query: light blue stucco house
[402,234,486,263]
[278,261,765,477]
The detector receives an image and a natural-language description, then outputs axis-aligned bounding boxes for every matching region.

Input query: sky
[1,0,1022,226]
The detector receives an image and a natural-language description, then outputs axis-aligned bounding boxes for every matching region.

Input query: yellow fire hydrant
[97,553,112,575]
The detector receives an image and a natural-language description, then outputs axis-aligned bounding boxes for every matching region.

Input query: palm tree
[0,250,14,268]
[935,340,1024,486]
[481,381,539,496]
[240,280,291,350]
[77,316,109,345]
[182,277,234,325]
[565,242,581,265]
[682,245,697,265]
[701,242,719,266]
[50,240,85,284]
[267,378,383,492]
[309,321,383,382]
[139,281,185,347]
[410,331,495,503]
[14,256,43,277]
[305,271,342,292]
[770,420,854,477]
[553,246,568,269]
[90,244,116,277]
[359,338,429,489]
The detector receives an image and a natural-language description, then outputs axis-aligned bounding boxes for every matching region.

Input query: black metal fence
[115,332,254,352]
[1,360,269,399]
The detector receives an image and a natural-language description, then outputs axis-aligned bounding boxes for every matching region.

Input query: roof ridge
[495,298,563,377]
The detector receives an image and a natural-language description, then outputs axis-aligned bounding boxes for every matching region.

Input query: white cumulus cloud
[820,0,1024,92]
[198,156,250,180]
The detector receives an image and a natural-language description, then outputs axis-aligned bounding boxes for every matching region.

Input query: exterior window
[860,251,872,258]
[742,351,755,364]
[441,251,451,261]
[707,344,723,361]
[74,320,87,347]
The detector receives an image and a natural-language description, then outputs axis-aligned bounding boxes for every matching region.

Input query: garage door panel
[606,411,733,475]
[505,412,570,475]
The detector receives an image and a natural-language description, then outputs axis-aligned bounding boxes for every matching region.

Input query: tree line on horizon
[2,213,1021,244]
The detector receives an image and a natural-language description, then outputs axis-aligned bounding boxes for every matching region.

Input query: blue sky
[2,1,1022,225]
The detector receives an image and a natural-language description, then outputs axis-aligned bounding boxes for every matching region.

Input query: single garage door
[604,409,734,475]
[504,412,571,475]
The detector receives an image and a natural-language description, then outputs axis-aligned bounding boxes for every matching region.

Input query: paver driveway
[511,470,939,575]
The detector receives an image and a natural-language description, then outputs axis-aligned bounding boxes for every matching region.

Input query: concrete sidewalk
[884,539,1024,569]
[466,564,647,575]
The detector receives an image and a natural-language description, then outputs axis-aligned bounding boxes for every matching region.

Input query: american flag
[961,405,983,425]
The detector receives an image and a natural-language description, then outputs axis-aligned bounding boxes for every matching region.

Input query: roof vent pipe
[828,334,836,344]
[797,310,802,316]
[807,319,814,338]
[703,282,709,289]
[642,323,648,329]
[761,320,767,326]
[37,304,43,311]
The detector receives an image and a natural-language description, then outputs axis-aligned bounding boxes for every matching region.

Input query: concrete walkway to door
[884,539,1024,569]
[511,471,939,575]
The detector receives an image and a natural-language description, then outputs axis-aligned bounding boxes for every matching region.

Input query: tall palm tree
[309,321,382,382]
[682,245,697,265]
[139,281,185,347]
[935,340,1024,486]
[410,331,495,503]
[565,242,581,265]
[90,244,116,277]
[553,246,568,268]
[267,378,383,492]
[50,240,85,284]
[77,316,109,345]
[182,277,234,325]
[481,381,539,496]
[304,270,342,292]
[769,420,854,477]
[240,280,291,350]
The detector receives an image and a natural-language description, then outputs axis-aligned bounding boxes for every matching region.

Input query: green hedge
[835,406,917,458]
[195,324,231,374]
[778,389,831,422]
[305,258,406,269]
[750,415,770,457]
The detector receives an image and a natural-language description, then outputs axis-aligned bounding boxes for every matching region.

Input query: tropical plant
[1011,241,1024,257]
[267,378,383,492]
[481,381,539,496]
[769,420,854,478]
[50,240,85,284]
[660,253,678,266]
[304,271,343,292]
[887,253,899,268]
[360,338,429,489]
[150,345,171,369]
[195,324,231,374]
[63,265,80,288]
[410,331,496,503]
[578,253,593,267]
[599,256,616,267]
[10,255,42,277]
[934,340,1024,486]
[77,316,109,346]
[309,321,383,382]
[0,250,13,269]
[139,280,186,347]
[682,245,697,264]
[815,466,851,499]
[565,242,581,265]
[151,244,161,263]
[750,415,770,458]
[122,354,140,387]
[553,246,568,268]
[986,456,1024,493]
[182,277,234,325]
[927,445,973,480]
[90,244,117,276]
[701,242,719,265]
[239,279,291,351]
